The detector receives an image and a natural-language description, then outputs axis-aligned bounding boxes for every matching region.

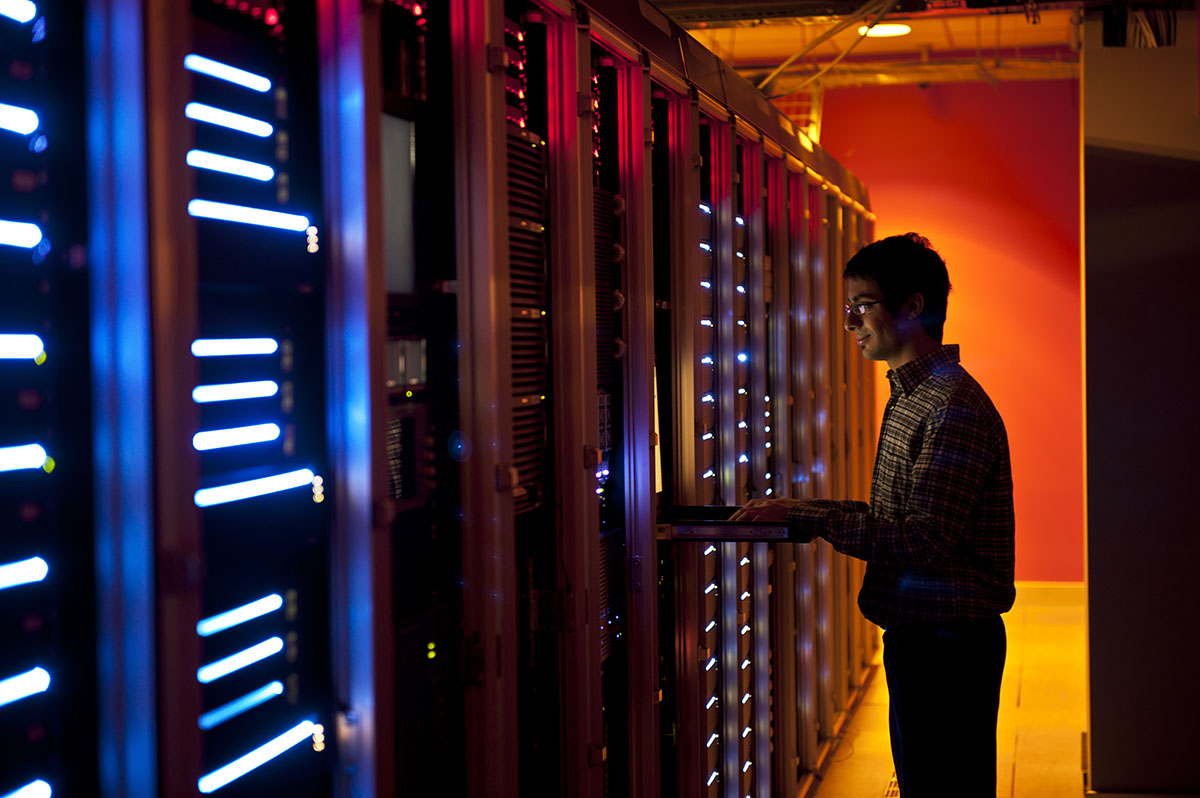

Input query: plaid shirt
[788,344,1015,628]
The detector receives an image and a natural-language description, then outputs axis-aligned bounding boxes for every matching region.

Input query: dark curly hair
[843,232,952,342]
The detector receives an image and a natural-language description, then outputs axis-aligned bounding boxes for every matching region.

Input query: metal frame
[143,2,203,794]
[614,45,663,798]
[318,1,393,796]
[449,1,520,797]
[545,8,605,797]
[87,0,158,793]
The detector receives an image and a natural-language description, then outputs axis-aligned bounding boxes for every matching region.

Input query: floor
[814,582,1087,798]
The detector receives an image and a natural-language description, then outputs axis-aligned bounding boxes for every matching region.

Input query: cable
[786,0,900,94]
[755,0,895,90]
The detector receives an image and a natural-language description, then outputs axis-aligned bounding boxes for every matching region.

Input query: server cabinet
[1,3,96,796]
[147,3,335,795]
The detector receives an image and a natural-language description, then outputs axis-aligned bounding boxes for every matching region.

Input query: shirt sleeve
[789,403,996,566]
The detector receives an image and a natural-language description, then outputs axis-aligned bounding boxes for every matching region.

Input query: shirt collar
[887,344,961,397]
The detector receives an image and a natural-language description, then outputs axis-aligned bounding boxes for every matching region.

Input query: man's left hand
[729,498,801,523]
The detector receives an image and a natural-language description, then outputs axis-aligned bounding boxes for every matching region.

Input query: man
[733,232,1014,797]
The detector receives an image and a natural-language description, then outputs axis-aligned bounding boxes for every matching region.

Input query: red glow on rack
[265,8,279,25]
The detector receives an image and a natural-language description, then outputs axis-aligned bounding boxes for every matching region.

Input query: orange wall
[820,80,1083,582]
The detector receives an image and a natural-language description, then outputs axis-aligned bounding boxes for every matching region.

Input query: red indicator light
[265,8,279,25]
[412,2,423,15]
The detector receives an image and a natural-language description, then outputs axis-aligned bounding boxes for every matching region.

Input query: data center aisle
[815,583,1087,798]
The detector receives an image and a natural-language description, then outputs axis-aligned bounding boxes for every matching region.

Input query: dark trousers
[883,615,1006,798]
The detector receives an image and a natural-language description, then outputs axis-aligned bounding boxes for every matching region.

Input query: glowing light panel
[197,594,284,637]
[0,666,50,707]
[197,720,316,793]
[192,423,281,451]
[193,380,279,403]
[858,23,912,37]
[0,219,43,248]
[0,556,48,590]
[0,102,38,135]
[0,1,37,24]
[184,54,271,92]
[191,338,278,357]
[194,468,315,508]
[196,637,283,683]
[1,780,51,798]
[0,334,44,359]
[185,102,273,137]
[198,682,284,730]
[187,150,275,181]
[188,200,309,232]
[0,443,47,472]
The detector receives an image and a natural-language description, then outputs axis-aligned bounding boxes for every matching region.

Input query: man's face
[844,276,903,364]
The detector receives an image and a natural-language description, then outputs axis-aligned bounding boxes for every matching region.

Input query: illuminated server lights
[179,8,330,792]
[0,781,52,798]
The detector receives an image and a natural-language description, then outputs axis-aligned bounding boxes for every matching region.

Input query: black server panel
[381,1,466,793]
[0,3,95,796]
[185,2,332,794]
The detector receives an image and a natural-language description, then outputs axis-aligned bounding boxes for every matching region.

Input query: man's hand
[729,498,802,523]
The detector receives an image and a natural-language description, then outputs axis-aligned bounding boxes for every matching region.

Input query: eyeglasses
[844,300,884,317]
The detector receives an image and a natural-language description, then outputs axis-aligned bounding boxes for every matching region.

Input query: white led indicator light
[198,682,285,730]
[193,380,280,403]
[188,199,309,232]
[0,1,38,24]
[0,443,48,472]
[0,102,38,135]
[197,594,284,637]
[0,219,43,249]
[184,54,272,92]
[0,780,52,798]
[0,666,50,707]
[0,556,48,590]
[0,334,45,360]
[185,102,274,137]
[194,469,315,508]
[193,423,281,451]
[197,720,316,793]
[187,150,275,181]
[191,338,279,357]
[197,637,283,683]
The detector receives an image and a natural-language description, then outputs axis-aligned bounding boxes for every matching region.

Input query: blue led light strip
[198,681,285,730]
[0,666,50,707]
[184,54,272,93]
[194,468,315,508]
[193,380,279,403]
[188,199,309,232]
[0,219,43,249]
[186,150,274,182]
[192,423,281,451]
[0,443,48,472]
[0,102,38,135]
[0,780,51,798]
[198,720,316,793]
[197,594,283,637]
[0,556,48,590]
[0,334,45,360]
[185,102,273,137]
[0,0,36,24]
[191,338,278,357]
[196,637,283,684]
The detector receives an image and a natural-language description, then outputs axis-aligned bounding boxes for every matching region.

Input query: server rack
[147,4,336,796]
[1,3,95,797]
[60,2,884,797]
